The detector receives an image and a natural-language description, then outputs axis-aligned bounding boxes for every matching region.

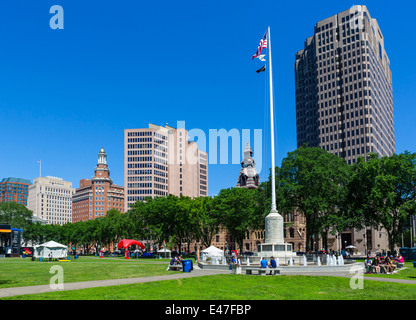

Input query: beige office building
[28,176,75,225]
[124,123,208,211]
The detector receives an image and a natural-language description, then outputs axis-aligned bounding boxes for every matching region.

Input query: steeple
[236,142,259,188]
[243,142,253,159]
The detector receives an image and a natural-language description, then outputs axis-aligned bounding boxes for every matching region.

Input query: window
[379,42,382,61]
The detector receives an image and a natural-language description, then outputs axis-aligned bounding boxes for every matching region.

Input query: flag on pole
[257,54,266,62]
[252,31,267,60]
[256,65,266,73]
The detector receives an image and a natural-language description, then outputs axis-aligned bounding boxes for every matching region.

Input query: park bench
[167,264,183,272]
[245,268,280,275]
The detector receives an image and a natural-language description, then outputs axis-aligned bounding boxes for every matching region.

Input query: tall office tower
[0,177,31,206]
[124,123,208,211]
[72,148,125,222]
[295,5,395,164]
[28,176,74,225]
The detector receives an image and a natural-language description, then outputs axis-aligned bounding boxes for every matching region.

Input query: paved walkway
[0,268,415,298]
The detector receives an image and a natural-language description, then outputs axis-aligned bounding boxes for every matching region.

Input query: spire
[243,142,253,159]
[236,142,259,189]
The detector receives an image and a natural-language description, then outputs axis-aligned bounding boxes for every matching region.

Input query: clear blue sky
[0,0,415,197]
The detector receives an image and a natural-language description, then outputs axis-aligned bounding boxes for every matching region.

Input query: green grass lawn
[1,256,415,300]
[0,256,174,288]
[2,274,416,300]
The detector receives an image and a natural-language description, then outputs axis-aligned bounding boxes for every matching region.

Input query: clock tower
[72,147,125,223]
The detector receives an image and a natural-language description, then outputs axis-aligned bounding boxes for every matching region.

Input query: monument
[254,26,296,263]
[257,210,297,262]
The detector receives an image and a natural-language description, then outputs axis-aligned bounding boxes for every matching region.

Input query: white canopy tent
[157,248,171,258]
[34,241,68,259]
[200,245,225,264]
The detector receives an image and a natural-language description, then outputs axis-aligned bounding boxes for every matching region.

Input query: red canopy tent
[117,239,145,250]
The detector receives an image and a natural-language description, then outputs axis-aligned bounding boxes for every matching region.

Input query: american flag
[252,31,267,60]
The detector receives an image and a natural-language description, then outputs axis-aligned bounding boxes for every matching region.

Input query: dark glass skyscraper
[295,5,395,164]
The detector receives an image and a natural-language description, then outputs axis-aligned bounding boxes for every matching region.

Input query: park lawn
[2,274,416,300]
[0,256,174,288]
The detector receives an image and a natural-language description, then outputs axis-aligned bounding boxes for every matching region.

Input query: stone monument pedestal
[256,210,297,263]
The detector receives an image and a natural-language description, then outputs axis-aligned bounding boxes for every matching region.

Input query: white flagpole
[268,26,277,212]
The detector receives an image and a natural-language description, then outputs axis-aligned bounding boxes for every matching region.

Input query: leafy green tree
[212,187,263,253]
[194,196,221,248]
[277,145,351,251]
[0,202,33,231]
[346,152,416,252]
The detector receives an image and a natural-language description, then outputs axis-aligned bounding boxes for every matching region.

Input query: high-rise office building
[295,5,395,165]
[72,148,124,222]
[27,176,74,225]
[0,177,31,206]
[124,123,208,211]
[295,6,393,253]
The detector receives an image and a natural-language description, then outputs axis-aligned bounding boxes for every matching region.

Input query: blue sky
[0,0,415,197]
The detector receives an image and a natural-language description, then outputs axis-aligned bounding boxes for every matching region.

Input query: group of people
[260,257,277,275]
[365,254,404,274]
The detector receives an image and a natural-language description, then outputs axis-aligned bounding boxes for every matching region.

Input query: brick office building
[0,177,31,206]
[72,148,124,222]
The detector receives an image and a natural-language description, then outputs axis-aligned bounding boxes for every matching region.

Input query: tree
[346,152,416,252]
[0,202,33,231]
[212,187,263,253]
[194,196,221,248]
[277,145,351,251]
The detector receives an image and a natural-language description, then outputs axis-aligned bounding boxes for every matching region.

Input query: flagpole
[268,26,277,212]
